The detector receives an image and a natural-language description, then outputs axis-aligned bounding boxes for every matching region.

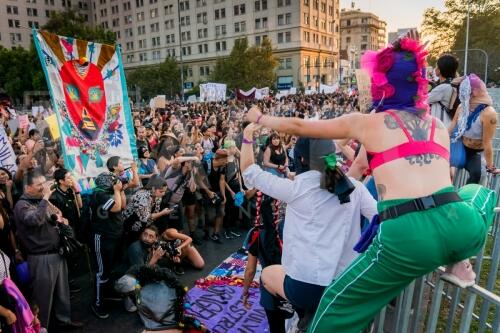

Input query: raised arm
[246,105,366,141]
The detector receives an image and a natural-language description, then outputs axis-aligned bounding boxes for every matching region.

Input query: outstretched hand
[246,106,262,123]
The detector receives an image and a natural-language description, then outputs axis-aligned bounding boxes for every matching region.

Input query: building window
[285,58,292,69]
[197,12,207,24]
[361,44,367,51]
[152,36,160,47]
[137,25,145,35]
[277,32,283,43]
[179,0,189,11]
[137,12,144,21]
[286,31,291,42]
[255,36,261,45]
[234,21,246,33]
[233,4,245,15]
[216,41,226,51]
[124,15,132,24]
[362,35,368,42]
[164,4,174,15]
[7,6,19,15]
[123,2,131,10]
[152,50,161,60]
[139,52,147,62]
[346,37,351,43]
[215,25,226,37]
[139,39,147,48]
[346,19,351,26]
[196,0,206,7]
[150,8,158,18]
[278,0,290,7]
[215,8,225,20]
[313,0,319,10]
[304,13,309,24]
[136,0,144,7]
[255,17,267,29]
[8,20,21,28]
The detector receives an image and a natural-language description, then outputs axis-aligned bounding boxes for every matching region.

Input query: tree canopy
[126,57,181,100]
[43,10,116,45]
[0,9,116,103]
[210,37,278,90]
[422,0,500,82]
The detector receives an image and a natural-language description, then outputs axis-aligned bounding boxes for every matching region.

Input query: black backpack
[437,81,461,121]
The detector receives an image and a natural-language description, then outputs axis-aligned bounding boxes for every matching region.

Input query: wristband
[256,114,264,124]
[242,138,255,144]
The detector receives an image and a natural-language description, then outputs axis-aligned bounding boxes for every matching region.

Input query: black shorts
[182,190,197,206]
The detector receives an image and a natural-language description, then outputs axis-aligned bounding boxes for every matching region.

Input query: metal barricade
[370,155,500,333]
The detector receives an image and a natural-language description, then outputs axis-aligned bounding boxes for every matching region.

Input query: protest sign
[44,114,60,140]
[18,115,29,129]
[186,285,268,333]
[355,69,372,113]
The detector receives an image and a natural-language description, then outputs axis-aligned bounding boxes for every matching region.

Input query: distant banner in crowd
[236,87,270,101]
[319,83,339,94]
[355,69,372,113]
[149,95,166,109]
[200,83,227,102]
[33,30,137,179]
[0,126,18,176]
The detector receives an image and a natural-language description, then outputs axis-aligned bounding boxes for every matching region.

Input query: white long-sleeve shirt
[243,164,378,286]
[429,83,454,128]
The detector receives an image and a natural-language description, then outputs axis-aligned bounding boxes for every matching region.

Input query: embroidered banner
[0,126,18,176]
[33,30,137,179]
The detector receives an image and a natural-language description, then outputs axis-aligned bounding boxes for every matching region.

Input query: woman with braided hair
[240,124,377,331]
[246,35,497,333]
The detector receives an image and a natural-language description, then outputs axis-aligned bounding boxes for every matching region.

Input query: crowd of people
[0,34,498,333]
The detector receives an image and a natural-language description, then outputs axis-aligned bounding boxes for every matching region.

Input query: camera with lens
[154,240,180,258]
[210,192,222,205]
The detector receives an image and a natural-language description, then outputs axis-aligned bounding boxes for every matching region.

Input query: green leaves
[126,57,181,100]
[210,37,278,90]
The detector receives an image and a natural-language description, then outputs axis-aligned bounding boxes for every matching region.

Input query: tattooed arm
[482,106,498,168]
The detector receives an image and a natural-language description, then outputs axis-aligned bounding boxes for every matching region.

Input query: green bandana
[322,153,337,171]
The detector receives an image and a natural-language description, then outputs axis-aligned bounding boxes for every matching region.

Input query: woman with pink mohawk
[246,34,497,332]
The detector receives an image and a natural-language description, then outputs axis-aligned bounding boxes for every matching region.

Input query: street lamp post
[177,0,185,102]
[464,0,471,74]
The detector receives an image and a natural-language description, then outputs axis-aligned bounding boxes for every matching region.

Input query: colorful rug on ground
[185,251,269,333]
[33,29,137,180]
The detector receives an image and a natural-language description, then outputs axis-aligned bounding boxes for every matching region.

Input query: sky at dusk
[340,0,447,33]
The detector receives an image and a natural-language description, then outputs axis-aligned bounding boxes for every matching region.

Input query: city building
[0,0,92,49]
[89,0,342,90]
[1,0,341,90]
[388,27,417,43]
[339,6,387,69]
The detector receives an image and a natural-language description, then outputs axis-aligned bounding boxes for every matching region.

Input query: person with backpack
[449,74,497,185]
[429,54,460,127]
[242,192,291,333]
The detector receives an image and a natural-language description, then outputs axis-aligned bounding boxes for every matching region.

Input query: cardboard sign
[355,69,372,113]
[18,115,29,129]
[44,114,60,140]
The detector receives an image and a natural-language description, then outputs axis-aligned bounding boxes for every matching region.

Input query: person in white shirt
[428,54,460,128]
[240,123,377,329]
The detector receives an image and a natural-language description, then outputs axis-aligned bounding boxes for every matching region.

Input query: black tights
[265,309,287,333]
[464,146,483,184]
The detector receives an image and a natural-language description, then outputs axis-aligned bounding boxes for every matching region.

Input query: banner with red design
[33,30,137,179]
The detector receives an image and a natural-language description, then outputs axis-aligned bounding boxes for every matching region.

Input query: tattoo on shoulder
[490,118,497,125]
[384,115,399,130]
[405,153,441,166]
[376,184,387,200]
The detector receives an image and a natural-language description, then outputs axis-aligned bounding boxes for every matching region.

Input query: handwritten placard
[186,285,268,333]
[44,114,60,140]
[355,69,372,113]
[18,115,29,129]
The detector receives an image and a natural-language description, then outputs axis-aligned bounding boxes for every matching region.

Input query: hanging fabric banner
[33,30,137,179]
[0,126,18,176]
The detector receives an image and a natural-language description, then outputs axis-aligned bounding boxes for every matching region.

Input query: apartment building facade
[339,7,386,69]
[0,0,92,49]
[1,0,341,90]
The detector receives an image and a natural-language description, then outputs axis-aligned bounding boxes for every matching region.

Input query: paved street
[60,234,246,333]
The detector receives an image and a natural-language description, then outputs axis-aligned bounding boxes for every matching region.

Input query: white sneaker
[124,296,137,312]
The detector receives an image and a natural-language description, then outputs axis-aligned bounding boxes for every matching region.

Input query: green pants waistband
[377,186,456,212]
